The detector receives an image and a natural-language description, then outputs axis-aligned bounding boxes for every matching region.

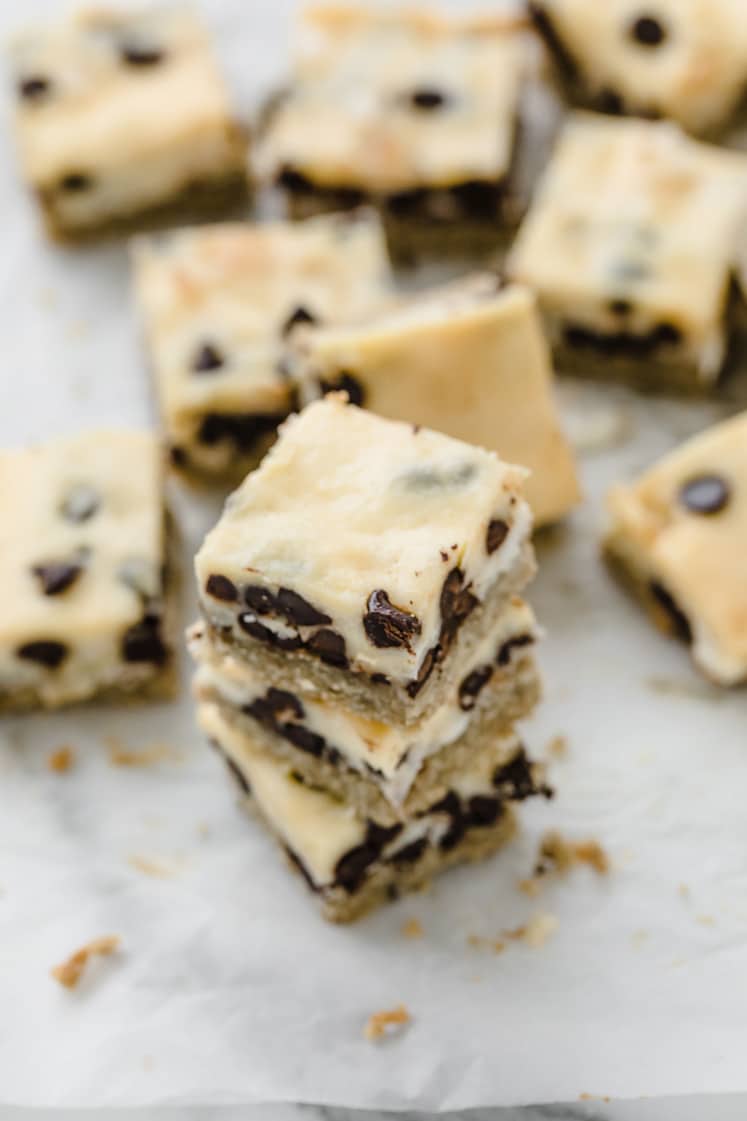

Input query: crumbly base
[39,168,249,245]
[201,651,540,824]
[204,541,536,726]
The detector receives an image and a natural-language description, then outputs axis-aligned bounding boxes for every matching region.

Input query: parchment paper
[1,0,747,1111]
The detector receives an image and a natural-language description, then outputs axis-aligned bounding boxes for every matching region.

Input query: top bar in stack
[195,395,535,726]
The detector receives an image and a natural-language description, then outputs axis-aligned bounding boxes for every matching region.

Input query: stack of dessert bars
[190,396,550,922]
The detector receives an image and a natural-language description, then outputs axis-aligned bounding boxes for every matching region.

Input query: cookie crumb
[518,876,542,898]
[364,1004,411,1041]
[47,745,75,773]
[51,934,120,989]
[401,917,423,939]
[128,854,177,879]
[535,831,610,877]
[547,734,568,759]
[106,737,180,767]
[506,912,559,948]
[579,1092,611,1103]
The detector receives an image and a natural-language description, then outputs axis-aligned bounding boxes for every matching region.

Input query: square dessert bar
[9,6,247,240]
[508,114,747,392]
[199,701,549,923]
[255,4,527,257]
[605,411,747,687]
[0,430,175,711]
[292,274,581,527]
[132,211,391,483]
[529,0,747,136]
[195,396,536,725]
[190,595,541,824]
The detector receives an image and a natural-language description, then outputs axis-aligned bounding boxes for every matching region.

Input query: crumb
[518,877,542,898]
[467,933,485,949]
[439,549,448,562]
[492,939,506,954]
[364,1004,411,1041]
[505,912,559,948]
[546,735,568,760]
[106,737,180,767]
[696,914,716,927]
[573,840,610,875]
[128,854,177,879]
[401,918,423,939]
[579,1092,611,1103]
[534,831,610,878]
[51,934,120,989]
[47,745,75,773]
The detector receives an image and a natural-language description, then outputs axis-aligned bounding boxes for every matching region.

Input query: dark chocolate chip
[429,790,461,818]
[276,587,332,627]
[458,664,494,711]
[60,484,99,523]
[244,585,276,615]
[463,795,502,828]
[265,687,305,721]
[406,644,440,698]
[496,633,534,667]
[653,321,681,346]
[169,445,188,468]
[18,75,51,101]
[409,87,448,110]
[119,43,165,66]
[280,722,326,758]
[486,518,509,554]
[594,87,625,115]
[386,186,429,219]
[277,166,315,194]
[192,342,225,373]
[629,14,667,47]
[238,613,302,651]
[334,838,382,893]
[609,298,633,317]
[649,581,693,643]
[206,574,238,602]
[439,568,478,647]
[678,474,730,516]
[197,412,283,451]
[493,748,551,802]
[563,320,679,359]
[16,640,68,669]
[366,820,402,849]
[318,371,365,408]
[32,561,82,597]
[371,672,390,685]
[282,305,318,336]
[59,172,92,192]
[306,628,348,668]
[121,615,167,664]
[449,180,503,220]
[389,837,428,865]
[364,589,422,650]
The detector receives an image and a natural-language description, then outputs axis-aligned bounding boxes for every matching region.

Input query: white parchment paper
[2,0,747,1111]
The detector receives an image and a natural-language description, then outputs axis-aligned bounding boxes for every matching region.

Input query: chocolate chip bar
[508,114,747,392]
[199,701,549,923]
[529,0,747,136]
[0,430,176,712]
[195,396,536,726]
[255,4,527,259]
[9,6,247,241]
[292,273,581,527]
[132,211,392,484]
[190,594,540,824]
[605,411,747,686]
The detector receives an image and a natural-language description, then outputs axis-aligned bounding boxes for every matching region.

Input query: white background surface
[1,1,747,1116]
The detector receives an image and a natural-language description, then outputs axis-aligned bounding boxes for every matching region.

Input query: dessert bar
[293,273,581,526]
[508,114,747,392]
[132,211,392,483]
[195,396,535,725]
[605,411,747,686]
[0,430,176,711]
[9,5,247,240]
[255,4,527,259]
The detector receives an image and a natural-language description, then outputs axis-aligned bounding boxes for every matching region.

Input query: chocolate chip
[59,172,92,192]
[16,640,68,669]
[121,616,167,664]
[197,412,283,451]
[32,561,82,597]
[458,664,494,711]
[486,518,509,554]
[306,628,348,668]
[364,590,422,650]
[282,305,318,336]
[238,613,302,651]
[332,821,400,894]
[493,749,552,802]
[206,574,238,602]
[496,633,534,667]
[280,722,326,758]
[276,588,331,627]
[390,837,429,866]
[119,43,165,66]
[244,585,276,615]
[277,166,315,194]
[463,795,502,828]
[318,371,365,408]
[629,14,667,46]
[371,672,390,685]
[169,445,188,468]
[406,644,440,698]
[18,75,51,101]
[609,298,633,316]
[439,568,478,648]
[60,484,99,523]
[268,687,305,720]
[649,581,693,643]
[409,87,448,110]
[192,342,224,373]
[654,321,681,346]
[594,87,625,115]
[678,474,730,516]
[449,180,503,220]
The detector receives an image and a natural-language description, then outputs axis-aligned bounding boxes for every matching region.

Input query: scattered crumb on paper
[47,745,75,773]
[466,933,505,954]
[106,737,181,767]
[537,831,610,876]
[128,854,178,879]
[505,912,559,949]
[401,918,424,939]
[579,1092,611,1103]
[547,734,568,760]
[51,935,120,989]
[364,1004,411,1041]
